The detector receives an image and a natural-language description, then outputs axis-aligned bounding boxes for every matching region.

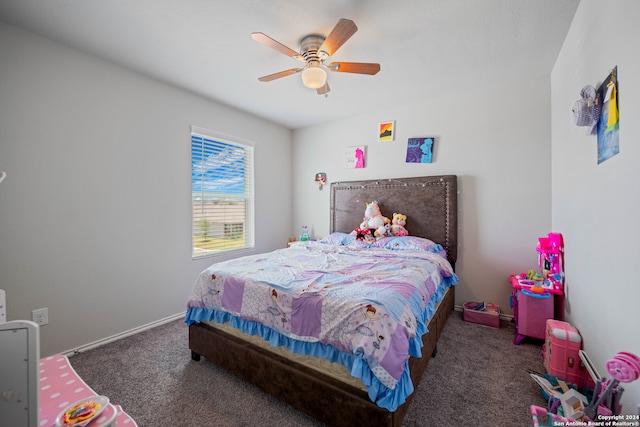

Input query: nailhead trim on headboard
[330,175,458,265]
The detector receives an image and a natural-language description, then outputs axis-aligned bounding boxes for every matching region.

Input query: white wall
[551,0,640,413]
[0,22,292,356]
[292,75,553,317]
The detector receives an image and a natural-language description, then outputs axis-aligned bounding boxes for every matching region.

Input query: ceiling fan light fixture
[253,19,379,96]
[301,65,327,89]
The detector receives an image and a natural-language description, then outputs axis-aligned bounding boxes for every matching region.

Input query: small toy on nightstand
[300,226,310,241]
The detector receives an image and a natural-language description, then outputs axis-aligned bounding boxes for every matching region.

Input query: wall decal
[314,172,327,189]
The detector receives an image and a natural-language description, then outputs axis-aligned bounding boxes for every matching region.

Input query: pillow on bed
[372,236,444,253]
[320,232,375,248]
[346,238,372,248]
[319,232,354,246]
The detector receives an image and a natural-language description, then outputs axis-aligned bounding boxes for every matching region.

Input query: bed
[186,175,458,427]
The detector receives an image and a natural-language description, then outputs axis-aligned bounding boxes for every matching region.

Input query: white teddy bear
[359,200,390,238]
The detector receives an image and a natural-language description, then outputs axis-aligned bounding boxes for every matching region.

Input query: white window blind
[191,128,254,258]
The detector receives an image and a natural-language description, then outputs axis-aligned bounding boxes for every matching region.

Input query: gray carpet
[68,311,547,426]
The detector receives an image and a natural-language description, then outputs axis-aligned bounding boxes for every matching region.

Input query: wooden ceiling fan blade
[328,62,380,75]
[251,32,303,61]
[258,68,302,82]
[316,82,330,95]
[319,19,357,56]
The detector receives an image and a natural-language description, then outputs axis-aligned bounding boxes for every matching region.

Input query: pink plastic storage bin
[463,302,500,328]
[544,319,589,387]
[515,289,554,340]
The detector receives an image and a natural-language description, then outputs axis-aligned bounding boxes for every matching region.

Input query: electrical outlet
[0,289,6,324]
[32,307,48,325]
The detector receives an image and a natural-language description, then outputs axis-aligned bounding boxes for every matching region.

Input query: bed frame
[189,175,458,427]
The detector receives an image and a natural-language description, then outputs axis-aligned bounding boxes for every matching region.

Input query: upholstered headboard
[330,175,458,265]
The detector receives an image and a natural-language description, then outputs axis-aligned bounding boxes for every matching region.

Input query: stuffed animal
[391,213,409,236]
[353,227,376,243]
[359,200,390,238]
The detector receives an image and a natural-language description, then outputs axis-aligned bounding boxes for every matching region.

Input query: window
[191,127,254,258]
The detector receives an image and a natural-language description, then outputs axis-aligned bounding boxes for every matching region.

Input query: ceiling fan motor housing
[300,34,328,64]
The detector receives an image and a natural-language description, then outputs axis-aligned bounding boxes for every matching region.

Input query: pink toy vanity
[511,233,565,345]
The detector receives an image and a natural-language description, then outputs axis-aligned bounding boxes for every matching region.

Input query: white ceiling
[0,0,580,129]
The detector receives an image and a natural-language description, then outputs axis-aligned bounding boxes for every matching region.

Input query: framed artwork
[378,121,395,142]
[345,146,366,168]
[596,66,619,164]
[405,137,434,163]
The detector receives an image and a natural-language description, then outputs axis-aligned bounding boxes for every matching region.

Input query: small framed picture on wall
[378,121,395,142]
[596,66,619,164]
[405,137,434,163]
[345,146,366,168]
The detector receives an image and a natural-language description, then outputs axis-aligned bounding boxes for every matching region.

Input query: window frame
[191,126,255,259]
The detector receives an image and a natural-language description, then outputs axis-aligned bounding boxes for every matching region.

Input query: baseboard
[63,311,186,357]
[65,307,511,356]
[454,304,513,321]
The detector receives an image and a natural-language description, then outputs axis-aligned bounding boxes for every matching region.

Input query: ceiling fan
[251,18,380,95]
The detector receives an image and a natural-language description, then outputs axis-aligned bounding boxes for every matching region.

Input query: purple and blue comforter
[185,240,458,411]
